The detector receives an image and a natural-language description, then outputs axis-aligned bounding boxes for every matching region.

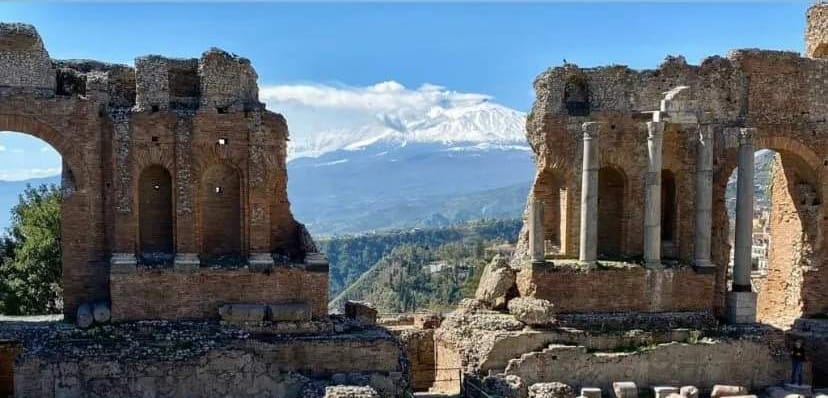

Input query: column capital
[646,121,665,137]
[581,122,602,140]
[738,127,756,143]
[698,124,716,141]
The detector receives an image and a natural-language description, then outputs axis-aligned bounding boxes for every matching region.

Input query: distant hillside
[319,218,522,299]
[0,176,61,231]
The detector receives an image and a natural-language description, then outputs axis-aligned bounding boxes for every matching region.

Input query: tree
[0,184,62,315]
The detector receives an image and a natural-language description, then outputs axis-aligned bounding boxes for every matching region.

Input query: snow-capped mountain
[277,91,534,235]
[286,95,528,160]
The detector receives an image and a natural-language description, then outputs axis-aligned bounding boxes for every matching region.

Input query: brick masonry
[516,266,716,313]
[517,5,828,321]
[111,267,329,320]
[0,23,325,320]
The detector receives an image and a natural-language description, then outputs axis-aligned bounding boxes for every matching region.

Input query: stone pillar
[579,122,601,265]
[529,198,545,265]
[644,121,665,269]
[693,125,715,270]
[728,127,757,323]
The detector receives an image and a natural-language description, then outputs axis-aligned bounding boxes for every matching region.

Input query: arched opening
[661,170,677,258]
[726,148,821,327]
[0,131,65,316]
[564,75,590,116]
[535,170,568,256]
[597,166,625,259]
[201,163,241,261]
[138,165,174,263]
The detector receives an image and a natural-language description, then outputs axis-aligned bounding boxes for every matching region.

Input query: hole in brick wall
[151,105,160,113]
[216,106,228,114]
[215,186,223,194]
[152,136,159,143]
[153,184,160,191]
[217,138,227,146]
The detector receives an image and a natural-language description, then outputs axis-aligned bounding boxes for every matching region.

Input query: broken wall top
[0,23,263,113]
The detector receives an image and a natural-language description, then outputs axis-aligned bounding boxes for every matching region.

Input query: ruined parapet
[199,48,260,112]
[807,3,828,58]
[0,23,55,95]
[135,56,200,111]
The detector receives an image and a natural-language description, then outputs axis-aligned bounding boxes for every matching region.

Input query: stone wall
[521,44,828,320]
[396,329,435,391]
[503,339,791,391]
[807,3,828,59]
[516,265,715,313]
[14,340,404,398]
[0,23,323,319]
[110,266,328,320]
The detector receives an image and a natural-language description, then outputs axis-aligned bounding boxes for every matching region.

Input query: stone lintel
[173,253,200,273]
[110,253,137,274]
[304,252,330,273]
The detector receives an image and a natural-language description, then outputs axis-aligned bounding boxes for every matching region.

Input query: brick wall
[517,265,715,313]
[0,342,19,398]
[396,329,435,391]
[110,267,328,320]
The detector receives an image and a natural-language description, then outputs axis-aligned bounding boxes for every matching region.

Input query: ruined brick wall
[0,23,324,319]
[522,48,827,321]
[516,266,715,313]
[110,267,328,320]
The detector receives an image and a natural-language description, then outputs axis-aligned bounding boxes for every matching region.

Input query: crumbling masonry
[0,23,328,321]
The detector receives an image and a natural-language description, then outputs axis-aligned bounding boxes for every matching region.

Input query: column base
[726,291,757,324]
[645,260,664,270]
[579,260,598,269]
[693,259,716,274]
[174,253,200,272]
[110,253,137,274]
[248,253,275,272]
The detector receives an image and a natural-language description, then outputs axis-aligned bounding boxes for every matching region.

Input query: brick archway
[138,164,174,257]
[200,163,242,258]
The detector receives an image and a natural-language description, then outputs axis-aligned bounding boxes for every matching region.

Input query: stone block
[248,253,275,273]
[268,303,311,322]
[528,382,575,398]
[345,301,377,325]
[475,255,516,309]
[508,297,556,326]
[680,386,699,398]
[485,375,528,398]
[173,253,200,273]
[323,385,380,398]
[654,387,679,398]
[726,292,757,324]
[581,387,602,398]
[110,253,137,274]
[768,387,805,398]
[711,385,748,398]
[218,303,266,323]
[414,313,442,329]
[613,382,638,398]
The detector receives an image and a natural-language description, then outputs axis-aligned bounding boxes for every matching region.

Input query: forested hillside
[318,218,522,301]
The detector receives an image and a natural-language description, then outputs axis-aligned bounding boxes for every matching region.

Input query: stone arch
[138,164,174,259]
[0,115,88,190]
[598,165,627,258]
[200,162,242,257]
[715,134,823,327]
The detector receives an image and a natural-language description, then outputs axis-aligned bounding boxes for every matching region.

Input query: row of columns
[527,120,757,322]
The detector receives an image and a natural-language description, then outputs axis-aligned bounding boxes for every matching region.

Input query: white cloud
[0,167,61,181]
[260,81,525,160]
[260,81,491,113]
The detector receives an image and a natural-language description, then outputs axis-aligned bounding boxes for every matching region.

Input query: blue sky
[0,2,812,180]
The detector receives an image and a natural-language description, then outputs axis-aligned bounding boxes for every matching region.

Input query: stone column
[529,198,545,265]
[644,121,665,269]
[693,125,715,270]
[728,127,757,323]
[579,122,601,265]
